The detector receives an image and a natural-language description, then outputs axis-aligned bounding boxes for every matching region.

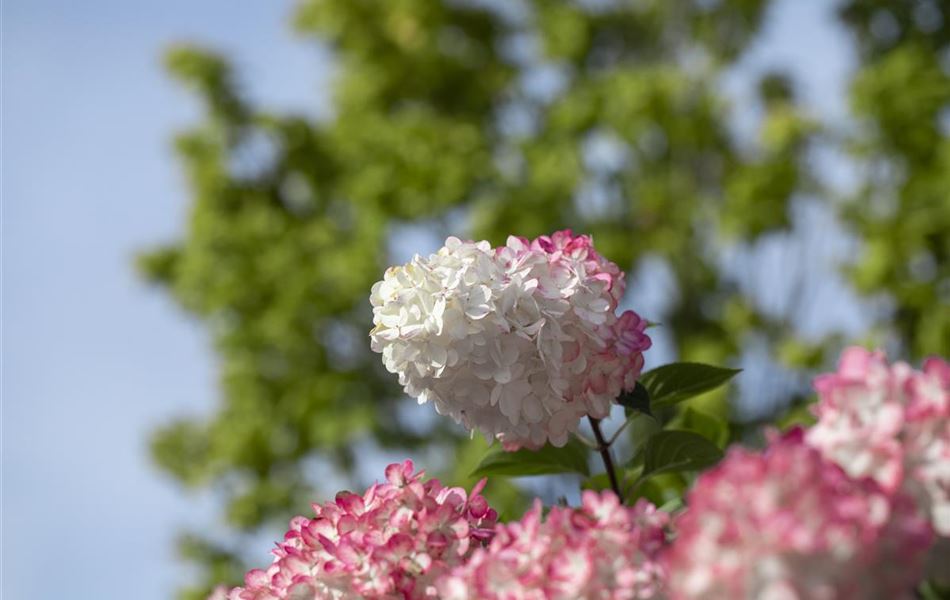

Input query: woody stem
[588,416,621,499]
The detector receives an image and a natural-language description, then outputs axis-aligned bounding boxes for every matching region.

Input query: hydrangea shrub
[214,461,496,599]
[214,232,950,599]
[438,491,668,599]
[806,347,950,535]
[665,429,933,599]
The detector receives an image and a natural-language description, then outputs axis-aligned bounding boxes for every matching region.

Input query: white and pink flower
[806,347,950,535]
[220,460,497,600]
[370,230,651,448]
[665,429,933,600]
[437,490,669,599]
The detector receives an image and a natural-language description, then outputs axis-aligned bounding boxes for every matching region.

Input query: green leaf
[640,430,724,481]
[639,362,741,410]
[471,439,590,478]
[657,497,685,513]
[918,579,950,600]
[679,407,729,448]
[775,401,817,431]
[617,382,652,416]
[625,412,662,468]
[626,471,687,506]
[581,472,614,492]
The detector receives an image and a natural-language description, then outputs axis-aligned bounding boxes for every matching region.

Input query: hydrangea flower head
[437,490,669,599]
[665,429,933,600]
[806,347,950,535]
[218,460,497,599]
[370,230,651,448]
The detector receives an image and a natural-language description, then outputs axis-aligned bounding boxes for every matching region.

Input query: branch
[588,417,622,499]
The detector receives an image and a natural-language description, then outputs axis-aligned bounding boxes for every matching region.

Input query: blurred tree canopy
[138,0,949,596]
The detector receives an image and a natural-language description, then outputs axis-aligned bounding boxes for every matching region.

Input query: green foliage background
[136,0,949,596]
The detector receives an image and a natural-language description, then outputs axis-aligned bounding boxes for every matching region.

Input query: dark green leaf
[617,382,652,416]
[679,407,729,448]
[918,578,950,600]
[639,362,741,410]
[471,439,590,478]
[625,412,662,468]
[640,430,724,481]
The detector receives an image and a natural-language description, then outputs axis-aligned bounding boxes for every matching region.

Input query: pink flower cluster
[806,347,950,536]
[665,429,933,600]
[215,341,949,599]
[217,460,497,600]
[438,491,669,600]
[500,231,653,421]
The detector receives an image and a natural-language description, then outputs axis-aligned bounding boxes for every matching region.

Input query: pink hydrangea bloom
[665,430,933,600]
[370,230,651,449]
[217,460,497,600]
[806,347,950,535]
[437,490,669,599]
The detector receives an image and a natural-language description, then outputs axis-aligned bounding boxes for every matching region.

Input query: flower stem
[588,416,622,499]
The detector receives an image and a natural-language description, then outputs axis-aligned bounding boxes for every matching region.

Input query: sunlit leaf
[639,363,741,410]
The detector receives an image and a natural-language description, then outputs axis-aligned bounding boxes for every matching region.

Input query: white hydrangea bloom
[370,231,651,448]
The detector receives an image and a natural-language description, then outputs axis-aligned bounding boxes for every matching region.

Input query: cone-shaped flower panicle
[665,429,933,600]
[437,490,669,599]
[370,230,651,448]
[217,460,497,600]
[806,347,950,536]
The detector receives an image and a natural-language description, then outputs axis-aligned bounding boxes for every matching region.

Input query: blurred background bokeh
[3,0,948,598]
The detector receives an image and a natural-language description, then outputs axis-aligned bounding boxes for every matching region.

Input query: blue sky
[3,1,326,596]
[2,1,853,597]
